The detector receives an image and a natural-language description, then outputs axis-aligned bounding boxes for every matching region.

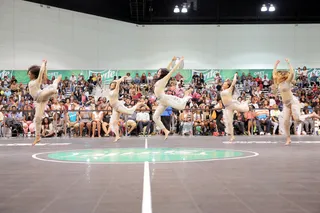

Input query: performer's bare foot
[32,136,41,146]
[114,136,121,143]
[285,137,291,146]
[56,75,62,83]
[230,136,235,142]
[163,129,170,140]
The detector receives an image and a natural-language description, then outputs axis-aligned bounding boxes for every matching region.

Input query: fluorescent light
[181,5,188,13]
[174,5,180,13]
[261,4,267,12]
[269,4,275,12]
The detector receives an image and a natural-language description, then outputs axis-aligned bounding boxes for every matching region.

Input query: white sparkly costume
[28,63,59,137]
[153,68,191,130]
[221,75,249,137]
[278,81,308,137]
[107,80,141,138]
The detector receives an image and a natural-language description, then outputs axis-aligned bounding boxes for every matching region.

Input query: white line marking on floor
[142,137,152,213]
[32,148,259,164]
[142,161,152,213]
[223,141,320,144]
[0,143,71,147]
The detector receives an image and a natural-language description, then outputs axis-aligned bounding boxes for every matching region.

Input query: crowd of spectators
[0,67,319,138]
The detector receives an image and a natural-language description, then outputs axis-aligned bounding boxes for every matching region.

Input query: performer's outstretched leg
[36,76,61,102]
[161,89,192,111]
[152,104,169,140]
[231,100,249,113]
[117,102,145,115]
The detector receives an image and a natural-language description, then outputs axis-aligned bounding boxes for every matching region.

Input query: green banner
[1,68,318,85]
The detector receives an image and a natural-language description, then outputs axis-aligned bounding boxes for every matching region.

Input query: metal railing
[0,107,317,137]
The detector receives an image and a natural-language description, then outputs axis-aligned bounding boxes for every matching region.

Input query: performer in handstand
[153,56,193,140]
[27,60,61,145]
[221,73,249,141]
[273,59,320,145]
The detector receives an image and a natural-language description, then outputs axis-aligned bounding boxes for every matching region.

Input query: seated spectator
[134,73,141,84]
[141,73,147,84]
[270,105,280,135]
[310,73,319,86]
[79,106,92,137]
[67,104,79,136]
[254,108,271,135]
[233,111,246,135]
[179,105,193,135]
[136,106,152,136]
[244,105,256,135]
[303,107,314,134]
[147,73,153,84]
[125,106,137,136]
[22,105,35,135]
[193,107,203,135]
[91,105,102,138]
[41,117,55,138]
[53,112,66,137]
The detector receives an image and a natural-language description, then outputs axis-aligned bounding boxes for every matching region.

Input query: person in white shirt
[27,60,61,145]
[147,72,153,84]
[262,75,270,89]
[136,106,152,135]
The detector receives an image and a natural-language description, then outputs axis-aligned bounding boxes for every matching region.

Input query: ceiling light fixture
[269,4,275,12]
[174,5,180,13]
[181,4,188,13]
[261,4,267,12]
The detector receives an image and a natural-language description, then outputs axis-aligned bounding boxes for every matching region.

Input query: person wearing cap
[273,59,320,145]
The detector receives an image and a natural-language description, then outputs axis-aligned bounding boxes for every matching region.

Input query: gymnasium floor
[0,135,320,213]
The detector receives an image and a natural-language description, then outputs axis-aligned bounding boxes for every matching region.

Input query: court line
[223,141,320,144]
[0,143,71,146]
[142,137,152,213]
[31,148,259,164]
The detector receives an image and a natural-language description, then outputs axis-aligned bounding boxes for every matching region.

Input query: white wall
[0,0,143,70]
[142,24,320,69]
[1,0,320,70]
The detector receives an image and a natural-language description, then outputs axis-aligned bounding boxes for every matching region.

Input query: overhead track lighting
[261,3,276,12]
[261,4,267,12]
[174,5,180,13]
[269,4,275,12]
[181,4,188,13]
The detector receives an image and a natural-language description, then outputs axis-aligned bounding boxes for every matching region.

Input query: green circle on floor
[44,148,258,163]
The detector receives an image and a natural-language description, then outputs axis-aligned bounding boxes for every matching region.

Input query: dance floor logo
[33,148,259,163]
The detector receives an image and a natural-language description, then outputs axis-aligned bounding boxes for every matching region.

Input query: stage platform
[0,135,319,213]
